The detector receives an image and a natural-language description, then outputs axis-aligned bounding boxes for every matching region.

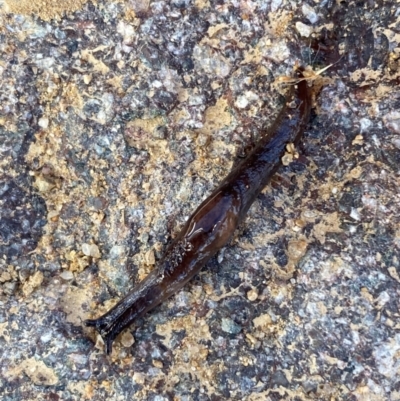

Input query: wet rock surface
[1,0,400,399]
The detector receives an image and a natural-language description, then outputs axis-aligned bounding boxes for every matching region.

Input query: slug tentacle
[85,69,312,354]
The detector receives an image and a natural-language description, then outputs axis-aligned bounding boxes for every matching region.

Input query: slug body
[85,70,312,354]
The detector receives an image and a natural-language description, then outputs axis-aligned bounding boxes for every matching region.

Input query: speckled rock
[1,0,400,400]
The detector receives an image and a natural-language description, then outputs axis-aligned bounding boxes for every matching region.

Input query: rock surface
[1,0,400,400]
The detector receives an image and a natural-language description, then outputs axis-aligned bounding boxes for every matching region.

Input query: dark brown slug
[85,68,312,354]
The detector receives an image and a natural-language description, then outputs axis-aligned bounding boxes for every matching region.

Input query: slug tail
[84,317,116,355]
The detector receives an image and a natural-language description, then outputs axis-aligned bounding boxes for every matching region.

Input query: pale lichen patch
[3,0,91,21]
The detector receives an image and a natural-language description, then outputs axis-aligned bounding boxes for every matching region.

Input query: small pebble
[120,331,135,348]
[38,117,49,129]
[145,249,156,265]
[60,271,74,280]
[221,318,242,334]
[295,21,313,37]
[152,360,164,369]
[81,243,101,258]
[247,288,258,301]
[133,372,146,384]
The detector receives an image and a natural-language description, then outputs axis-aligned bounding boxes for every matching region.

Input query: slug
[85,68,312,354]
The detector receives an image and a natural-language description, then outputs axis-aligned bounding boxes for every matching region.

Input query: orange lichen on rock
[3,0,92,21]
